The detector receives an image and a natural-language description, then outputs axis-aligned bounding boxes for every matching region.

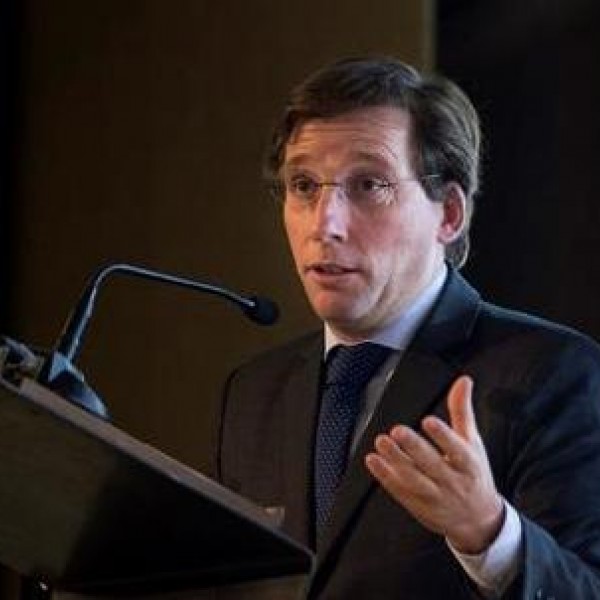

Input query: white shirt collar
[324,265,448,355]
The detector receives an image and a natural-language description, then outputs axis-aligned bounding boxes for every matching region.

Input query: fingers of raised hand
[421,415,477,475]
[366,429,438,497]
[387,424,451,478]
[447,375,479,443]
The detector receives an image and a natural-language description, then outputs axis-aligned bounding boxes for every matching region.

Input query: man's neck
[324,265,448,353]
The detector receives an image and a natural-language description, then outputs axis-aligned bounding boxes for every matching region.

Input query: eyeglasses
[280,172,440,209]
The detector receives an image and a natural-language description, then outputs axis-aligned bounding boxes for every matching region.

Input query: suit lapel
[313,270,482,569]
[281,334,324,546]
[316,349,458,560]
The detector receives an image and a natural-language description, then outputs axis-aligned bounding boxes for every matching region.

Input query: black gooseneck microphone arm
[37,263,279,419]
[55,263,279,363]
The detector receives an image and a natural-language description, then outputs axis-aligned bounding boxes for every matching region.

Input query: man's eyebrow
[282,154,313,169]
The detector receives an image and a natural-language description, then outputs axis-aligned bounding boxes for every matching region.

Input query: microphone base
[37,352,109,420]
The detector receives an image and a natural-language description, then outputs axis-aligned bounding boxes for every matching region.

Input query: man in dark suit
[216,57,600,598]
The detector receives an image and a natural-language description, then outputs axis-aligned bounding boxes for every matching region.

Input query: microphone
[36,263,279,419]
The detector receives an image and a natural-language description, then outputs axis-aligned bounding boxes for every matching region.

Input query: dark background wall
[0,0,432,474]
[0,1,19,335]
[439,0,600,337]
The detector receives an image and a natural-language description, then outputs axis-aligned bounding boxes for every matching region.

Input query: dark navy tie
[314,342,392,537]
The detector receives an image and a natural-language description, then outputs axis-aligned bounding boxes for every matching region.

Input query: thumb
[448,375,477,442]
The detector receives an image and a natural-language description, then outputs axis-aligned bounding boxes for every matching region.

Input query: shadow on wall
[438,0,600,340]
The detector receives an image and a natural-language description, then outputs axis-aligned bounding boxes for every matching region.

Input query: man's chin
[311,303,371,334]
[311,301,358,322]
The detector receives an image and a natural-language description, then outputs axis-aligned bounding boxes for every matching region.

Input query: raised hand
[365,376,504,554]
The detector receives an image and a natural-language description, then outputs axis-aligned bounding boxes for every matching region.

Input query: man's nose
[310,186,349,242]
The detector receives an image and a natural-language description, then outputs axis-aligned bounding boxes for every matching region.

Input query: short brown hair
[265,56,481,267]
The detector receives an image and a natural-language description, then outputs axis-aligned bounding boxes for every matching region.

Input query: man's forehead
[290,105,411,138]
[284,106,412,167]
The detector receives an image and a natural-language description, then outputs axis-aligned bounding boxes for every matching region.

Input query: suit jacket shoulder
[216,330,323,538]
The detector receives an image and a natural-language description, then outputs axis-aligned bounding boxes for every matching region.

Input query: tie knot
[325,342,392,390]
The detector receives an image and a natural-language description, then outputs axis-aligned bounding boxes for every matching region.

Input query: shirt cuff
[447,500,523,598]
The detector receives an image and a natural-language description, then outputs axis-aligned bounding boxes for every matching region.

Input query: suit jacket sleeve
[495,333,600,599]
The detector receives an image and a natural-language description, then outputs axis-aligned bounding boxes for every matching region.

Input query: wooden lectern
[0,376,313,599]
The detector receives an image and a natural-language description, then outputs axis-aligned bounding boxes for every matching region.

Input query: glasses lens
[346,175,394,205]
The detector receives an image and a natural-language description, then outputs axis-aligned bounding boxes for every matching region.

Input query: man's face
[282,106,463,341]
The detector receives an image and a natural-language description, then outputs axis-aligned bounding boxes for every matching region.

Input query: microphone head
[245,296,279,325]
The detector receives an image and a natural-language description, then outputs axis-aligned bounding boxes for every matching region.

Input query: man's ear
[437,182,467,244]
